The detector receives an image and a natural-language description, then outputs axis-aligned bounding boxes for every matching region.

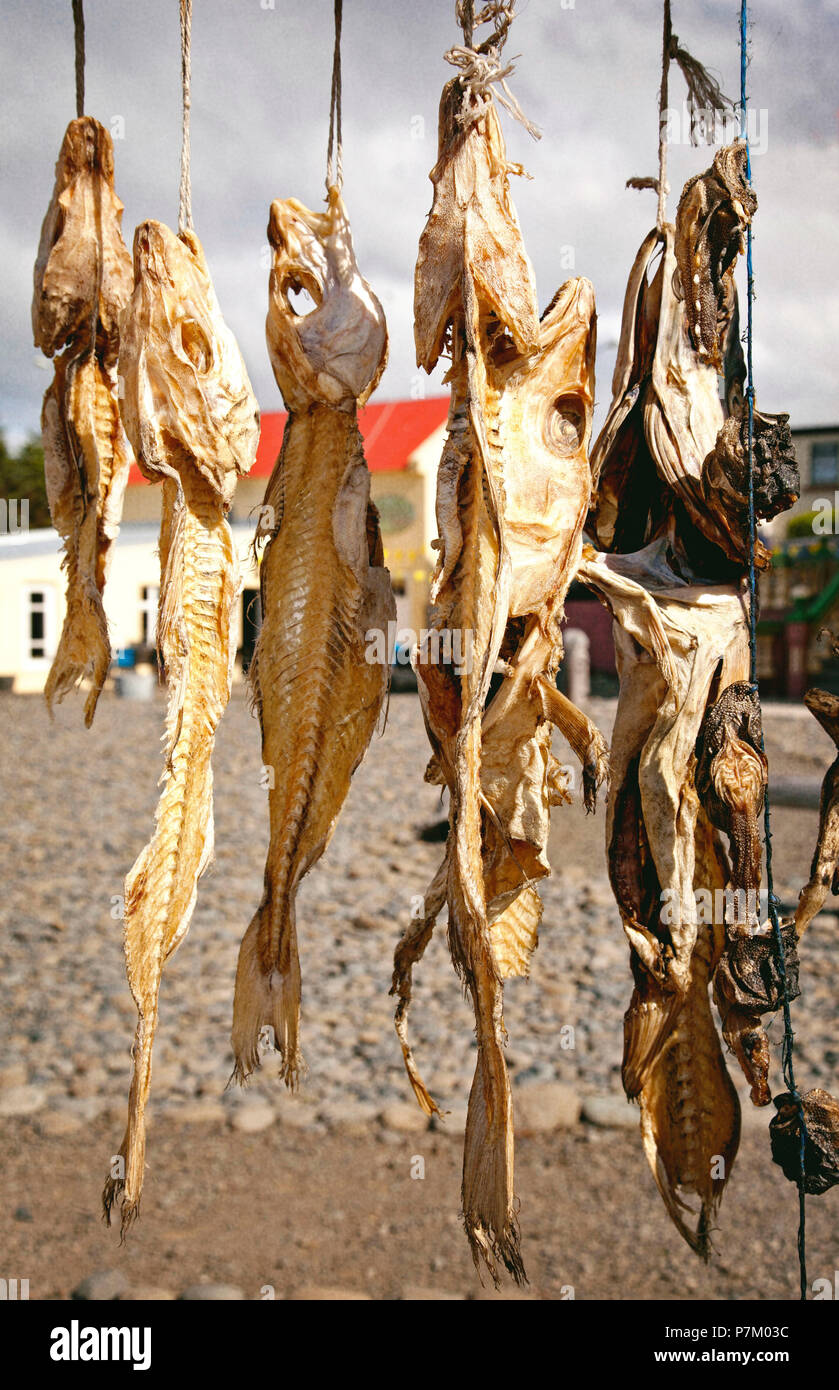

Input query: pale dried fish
[231,187,393,1088]
[32,117,133,724]
[796,684,839,938]
[103,222,258,1231]
[582,143,802,1253]
[393,69,604,1286]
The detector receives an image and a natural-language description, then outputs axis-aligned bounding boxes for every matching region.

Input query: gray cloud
[3,0,837,446]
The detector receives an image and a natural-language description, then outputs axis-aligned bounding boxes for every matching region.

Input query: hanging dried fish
[103,222,259,1231]
[392,56,605,1284]
[796,682,839,938]
[693,682,797,1107]
[770,1089,839,1195]
[231,187,393,1088]
[583,142,799,1253]
[32,117,134,724]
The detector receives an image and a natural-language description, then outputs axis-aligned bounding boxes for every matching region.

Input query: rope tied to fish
[72,0,85,117]
[627,0,732,230]
[178,0,193,234]
[326,0,343,192]
[446,0,541,139]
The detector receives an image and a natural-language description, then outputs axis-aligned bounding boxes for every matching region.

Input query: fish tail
[231,896,302,1089]
[462,1034,526,1288]
[102,1007,155,1237]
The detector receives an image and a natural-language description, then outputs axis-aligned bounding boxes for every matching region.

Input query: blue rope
[740,0,808,1302]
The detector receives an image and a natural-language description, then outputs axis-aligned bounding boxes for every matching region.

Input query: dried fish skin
[639,910,741,1258]
[694,682,767,895]
[796,687,839,937]
[582,547,751,1081]
[32,117,132,359]
[770,1089,839,1195]
[590,144,796,577]
[494,277,596,619]
[104,223,258,1232]
[692,680,800,1107]
[231,188,393,1089]
[674,144,756,370]
[119,222,260,508]
[414,79,540,374]
[395,57,605,1281]
[265,186,387,414]
[32,117,134,724]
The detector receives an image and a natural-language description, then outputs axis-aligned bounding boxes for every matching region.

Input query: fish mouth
[266,187,387,410]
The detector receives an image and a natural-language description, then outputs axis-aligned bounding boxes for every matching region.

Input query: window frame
[811,441,839,486]
[21,584,56,668]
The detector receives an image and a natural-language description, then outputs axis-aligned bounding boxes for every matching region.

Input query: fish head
[265,187,388,412]
[414,80,540,373]
[32,116,132,356]
[496,277,597,617]
[119,221,259,503]
[675,142,757,368]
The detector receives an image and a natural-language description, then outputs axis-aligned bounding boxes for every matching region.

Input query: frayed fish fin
[538,679,610,811]
[102,1007,155,1238]
[621,984,683,1098]
[231,898,303,1089]
[462,1038,526,1288]
[391,854,448,1117]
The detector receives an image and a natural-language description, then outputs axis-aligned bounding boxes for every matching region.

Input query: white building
[0,398,448,693]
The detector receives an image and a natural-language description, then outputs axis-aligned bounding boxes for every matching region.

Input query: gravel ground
[1,685,838,1300]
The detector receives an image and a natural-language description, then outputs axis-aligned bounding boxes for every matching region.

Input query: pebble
[230,1101,276,1134]
[400,1286,465,1300]
[3,691,837,1152]
[514,1082,581,1133]
[351,912,390,932]
[0,1063,29,1089]
[379,1102,430,1134]
[582,1094,639,1129]
[171,1100,228,1126]
[0,1084,47,1117]
[72,1269,128,1301]
[179,1284,246,1301]
[288,1287,372,1300]
[122,1287,177,1301]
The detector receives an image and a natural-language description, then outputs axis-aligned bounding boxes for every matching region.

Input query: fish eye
[548,395,585,454]
[180,318,212,372]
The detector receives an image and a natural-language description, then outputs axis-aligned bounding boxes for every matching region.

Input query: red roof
[127,396,449,485]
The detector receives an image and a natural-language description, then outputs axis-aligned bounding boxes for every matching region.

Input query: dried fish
[103,222,259,1231]
[32,117,133,724]
[770,1089,839,1195]
[796,684,839,938]
[583,143,799,1252]
[231,188,393,1088]
[694,682,800,1106]
[393,71,604,1286]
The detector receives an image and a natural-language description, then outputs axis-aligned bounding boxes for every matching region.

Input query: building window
[139,585,159,644]
[23,587,55,663]
[812,442,839,486]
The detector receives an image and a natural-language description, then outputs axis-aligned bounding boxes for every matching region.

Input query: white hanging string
[178,0,193,233]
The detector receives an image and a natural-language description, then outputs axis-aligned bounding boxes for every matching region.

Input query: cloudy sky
[2,0,837,447]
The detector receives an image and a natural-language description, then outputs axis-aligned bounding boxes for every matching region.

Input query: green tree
[0,430,50,529]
